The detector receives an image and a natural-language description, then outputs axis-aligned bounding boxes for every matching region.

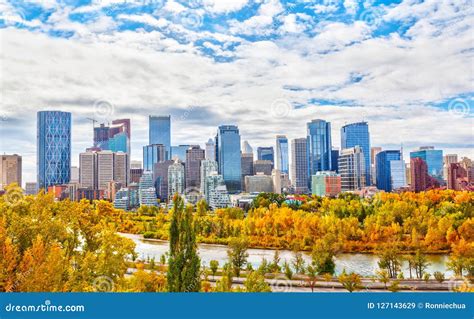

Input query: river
[121,233,452,277]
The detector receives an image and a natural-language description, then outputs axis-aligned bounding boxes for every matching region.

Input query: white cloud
[203,0,249,14]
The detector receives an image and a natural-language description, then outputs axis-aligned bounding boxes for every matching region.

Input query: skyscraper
[331,149,339,173]
[143,144,166,172]
[205,138,216,161]
[149,115,171,160]
[307,120,332,188]
[0,154,22,190]
[216,125,242,192]
[241,153,254,184]
[338,146,366,191]
[275,135,289,174]
[291,138,309,194]
[410,157,428,192]
[153,160,174,201]
[257,146,274,167]
[97,151,114,190]
[410,146,443,183]
[242,141,253,155]
[341,122,371,186]
[376,150,406,192]
[37,111,71,189]
[171,145,192,162]
[114,152,129,187]
[186,145,205,189]
[371,147,382,185]
[79,151,96,189]
[93,120,130,154]
[138,171,157,206]
[168,159,185,199]
[205,172,230,209]
[200,159,218,195]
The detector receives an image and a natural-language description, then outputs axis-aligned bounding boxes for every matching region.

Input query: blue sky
[0,0,473,185]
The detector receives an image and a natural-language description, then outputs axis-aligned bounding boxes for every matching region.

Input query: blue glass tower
[376,150,402,192]
[410,147,443,183]
[276,135,289,174]
[149,116,171,160]
[37,111,71,190]
[143,144,166,172]
[331,149,339,173]
[257,147,274,166]
[307,120,332,188]
[341,122,371,186]
[216,125,241,192]
[109,132,129,154]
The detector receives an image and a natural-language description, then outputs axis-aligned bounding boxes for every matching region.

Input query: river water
[121,233,452,277]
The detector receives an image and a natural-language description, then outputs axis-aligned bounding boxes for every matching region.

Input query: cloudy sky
[0,0,473,185]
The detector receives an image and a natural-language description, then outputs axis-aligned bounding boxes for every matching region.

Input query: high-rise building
[291,138,309,194]
[70,166,79,183]
[275,135,289,174]
[37,111,71,190]
[307,120,332,188]
[114,152,129,187]
[168,160,185,199]
[443,154,458,181]
[0,154,22,190]
[242,141,253,155]
[341,122,370,186]
[376,150,406,192]
[331,149,339,173]
[97,151,114,190]
[338,146,366,191]
[253,160,273,176]
[205,138,216,161]
[245,173,274,193]
[205,172,230,209]
[93,120,131,154]
[216,125,242,192]
[79,152,96,189]
[447,163,468,190]
[138,171,157,206]
[171,145,192,162]
[241,153,254,184]
[257,147,274,167]
[410,147,443,183]
[200,159,218,196]
[143,144,166,172]
[153,160,174,201]
[149,116,171,160]
[312,171,341,197]
[186,146,205,190]
[79,150,128,190]
[371,147,382,185]
[410,157,428,192]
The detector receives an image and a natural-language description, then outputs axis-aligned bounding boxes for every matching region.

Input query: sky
[0,0,473,186]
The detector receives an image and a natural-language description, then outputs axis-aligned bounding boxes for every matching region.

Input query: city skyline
[0,0,473,185]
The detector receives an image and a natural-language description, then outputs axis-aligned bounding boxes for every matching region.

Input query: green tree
[244,271,271,292]
[167,195,201,292]
[306,264,318,292]
[376,269,390,289]
[377,244,402,278]
[283,260,293,280]
[291,250,306,274]
[433,271,445,283]
[412,250,430,279]
[227,237,249,277]
[311,237,338,275]
[338,271,362,293]
[210,260,219,279]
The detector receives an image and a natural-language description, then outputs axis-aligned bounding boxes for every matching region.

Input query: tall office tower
[257,147,275,167]
[97,151,114,190]
[25,182,38,195]
[37,111,71,189]
[171,145,192,162]
[341,122,371,186]
[93,123,109,149]
[275,135,289,174]
[200,159,218,196]
[331,149,339,173]
[138,171,157,207]
[168,160,185,199]
[149,116,171,160]
[205,138,216,161]
[338,146,366,192]
[143,144,166,172]
[241,153,254,184]
[216,125,242,192]
[410,146,443,183]
[205,172,230,209]
[153,160,174,201]
[443,154,458,181]
[291,138,309,194]
[312,171,341,197]
[242,140,253,155]
[307,120,332,189]
[410,158,428,192]
[70,166,79,183]
[376,150,406,192]
[114,152,129,187]
[186,146,205,189]
[253,160,273,175]
[371,147,382,185]
[79,151,96,189]
[0,154,22,190]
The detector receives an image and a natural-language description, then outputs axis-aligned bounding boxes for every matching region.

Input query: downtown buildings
[0,154,22,190]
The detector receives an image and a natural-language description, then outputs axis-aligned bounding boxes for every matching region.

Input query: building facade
[307,120,332,188]
[0,154,22,190]
[205,138,216,161]
[138,171,157,206]
[341,122,371,186]
[168,160,185,199]
[149,115,171,160]
[275,135,289,174]
[257,147,274,167]
[338,146,366,191]
[143,144,166,172]
[216,125,242,192]
[410,147,443,183]
[311,171,341,197]
[244,173,274,193]
[291,138,309,194]
[376,150,406,192]
[185,146,205,189]
[253,160,273,176]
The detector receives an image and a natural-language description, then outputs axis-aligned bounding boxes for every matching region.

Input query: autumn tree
[338,270,362,293]
[244,271,271,292]
[227,237,249,277]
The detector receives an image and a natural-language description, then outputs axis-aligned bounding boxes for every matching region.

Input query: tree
[447,239,474,277]
[167,195,201,292]
[214,263,233,292]
[310,237,338,275]
[423,272,431,283]
[291,250,306,274]
[433,271,445,283]
[270,250,281,273]
[412,250,430,279]
[306,265,318,292]
[227,237,249,277]
[283,260,293,280]
[377,244,402,278]
[388,280,400,292]
[376,270,390,289]
[244,271,271,292]
[210,260,219,279]
[338,271,362,293]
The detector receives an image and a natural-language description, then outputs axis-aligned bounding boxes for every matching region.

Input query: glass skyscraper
[37,111,71,190]
[410,146,443,183]
[376,150,406,192]
[216,125,241,193]
[307,120,332,189]
[341,122,371,186]
[149,116,171,160]
[275,135,289,174]
[143,144,166,172]
[257,146,274,166]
